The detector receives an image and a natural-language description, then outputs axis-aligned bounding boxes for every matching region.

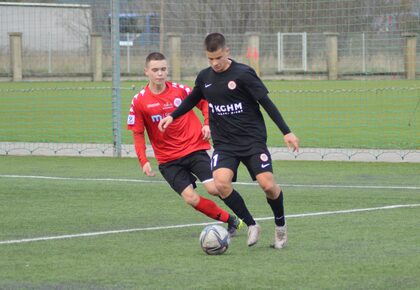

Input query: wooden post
[91,34,103,82]
[167,33,181,82]
[402,33,417,80]
[324,32,340,80]
[9,32,23,82]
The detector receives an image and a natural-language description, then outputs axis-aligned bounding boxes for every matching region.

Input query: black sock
[267,191,285,226]
[221,189,256,226]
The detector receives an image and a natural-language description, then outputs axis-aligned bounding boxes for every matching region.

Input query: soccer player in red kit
[127,52,243,234]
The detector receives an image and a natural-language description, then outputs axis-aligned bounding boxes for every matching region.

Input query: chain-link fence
[1,0,419,79]
[0,0,419,161]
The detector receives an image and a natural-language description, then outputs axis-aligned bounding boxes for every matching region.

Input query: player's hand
[202,125,211,140]
[284,132,300,152]
[142,162,156,177]
[158,116,173,132]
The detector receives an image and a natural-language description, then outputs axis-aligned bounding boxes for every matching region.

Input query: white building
[0,2,92,52]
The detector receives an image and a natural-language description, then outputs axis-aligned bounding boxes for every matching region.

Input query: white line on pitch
[1,203,419,245]
[1,174,419,190]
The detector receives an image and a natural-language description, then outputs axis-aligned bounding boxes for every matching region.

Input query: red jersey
[127,81,210,166]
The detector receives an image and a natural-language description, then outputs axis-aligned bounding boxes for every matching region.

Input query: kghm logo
[209,102,243,115]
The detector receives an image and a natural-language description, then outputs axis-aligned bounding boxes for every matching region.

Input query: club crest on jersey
[260,153,269,162]
[228,80,236,90]
[174,97,182,107]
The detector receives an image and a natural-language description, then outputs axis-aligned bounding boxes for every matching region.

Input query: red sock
[193,196,229,222]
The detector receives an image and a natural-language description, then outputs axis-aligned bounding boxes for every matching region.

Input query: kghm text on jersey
[209,102,243,115]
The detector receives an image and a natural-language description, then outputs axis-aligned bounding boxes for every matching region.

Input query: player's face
[144,59,168,86]
[206,47,231,73]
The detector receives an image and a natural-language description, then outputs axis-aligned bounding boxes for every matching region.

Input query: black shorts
[210,148,273,182]
[158,150,213,194]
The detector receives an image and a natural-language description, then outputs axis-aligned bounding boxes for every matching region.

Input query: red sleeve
[195,98,209,126]
[179,84,209,126]
[133,131,148,167]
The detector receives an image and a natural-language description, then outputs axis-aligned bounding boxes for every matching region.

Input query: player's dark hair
[204,33,226,52]
[145,52,166,66]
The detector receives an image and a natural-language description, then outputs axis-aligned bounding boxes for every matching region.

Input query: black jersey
[195,60,269,155]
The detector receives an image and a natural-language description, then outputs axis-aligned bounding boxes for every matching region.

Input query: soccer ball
[199,225,230,255]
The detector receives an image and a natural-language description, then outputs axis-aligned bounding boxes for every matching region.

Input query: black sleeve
[242,66,269,102]
[259,95,291,135]
[170,86,203,119]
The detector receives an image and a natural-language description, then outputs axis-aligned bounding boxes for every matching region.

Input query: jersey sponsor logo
[260,153,269,162]
[205,83,212,88]
[127,114,135,125]
[208,102,243,115]
[228,81,236,90]
[174,97,182,107]
[147,103,160,108]
[151,114,163,122]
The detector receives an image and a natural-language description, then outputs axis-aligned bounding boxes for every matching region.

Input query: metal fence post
[111,0,121,157]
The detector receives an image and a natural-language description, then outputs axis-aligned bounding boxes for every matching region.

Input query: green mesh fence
[0,83,140,156]
[267,82,420,150]
[1,81,419,160]
[1,0,419,161]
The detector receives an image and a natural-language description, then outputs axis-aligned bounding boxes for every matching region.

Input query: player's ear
[225,47,230,56]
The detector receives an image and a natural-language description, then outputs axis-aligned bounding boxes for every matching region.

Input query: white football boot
[273,224,288,249]
[247,223,261,246]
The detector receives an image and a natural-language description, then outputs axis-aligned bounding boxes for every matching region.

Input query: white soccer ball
[199,225,230,255]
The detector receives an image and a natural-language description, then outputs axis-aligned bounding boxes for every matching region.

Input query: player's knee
[260,182,278,196]
[214,180,231,196]
[181,191,199,206]
[207,187,219,196]
[203,181,220,196]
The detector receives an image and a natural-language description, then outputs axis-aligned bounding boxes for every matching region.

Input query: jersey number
[211,154,219,169]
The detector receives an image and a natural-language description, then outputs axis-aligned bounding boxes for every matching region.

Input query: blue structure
[109,12,159,45]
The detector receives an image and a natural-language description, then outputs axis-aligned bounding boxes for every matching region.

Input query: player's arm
[195,98,211,140]
[258,95,300,152]
[159,86,203,131]
[128,95,156,176]
[133,131,156,177]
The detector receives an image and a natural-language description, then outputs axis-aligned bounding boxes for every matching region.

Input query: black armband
[259,95,291,135]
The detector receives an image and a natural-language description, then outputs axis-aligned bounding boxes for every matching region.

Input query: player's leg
[159,158,232,223]
[248,151,287,249]
[211,153,256,226]
[180,185,231,222]
[211,151,259,246]
[187,151,244,234]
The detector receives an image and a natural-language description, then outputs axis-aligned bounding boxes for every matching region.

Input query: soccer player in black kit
[159,32,300,249]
